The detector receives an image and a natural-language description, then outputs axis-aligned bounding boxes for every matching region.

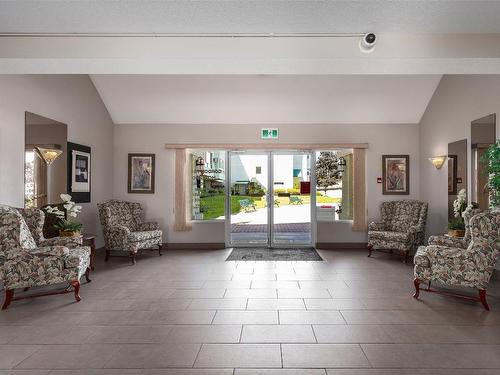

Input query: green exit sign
[261,128,279,139]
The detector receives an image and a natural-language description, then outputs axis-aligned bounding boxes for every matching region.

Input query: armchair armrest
[107,225,131,236]
[368,221,385,231]
[17,246,87,269]
[424,245,466,263]
[27,245,70,257]
[428,235,465,248]
[137,221,160,231]
[39,236,83,248]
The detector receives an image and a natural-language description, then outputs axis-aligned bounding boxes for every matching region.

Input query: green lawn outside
[199,194,340,220]
[200,195,262,220]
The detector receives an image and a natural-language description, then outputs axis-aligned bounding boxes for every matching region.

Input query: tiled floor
[1,248,500,375]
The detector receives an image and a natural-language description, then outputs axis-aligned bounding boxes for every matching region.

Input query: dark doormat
[226,247,323,261]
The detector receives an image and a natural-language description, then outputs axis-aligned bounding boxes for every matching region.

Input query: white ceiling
[91,75,442,125]
[2,1,500,34]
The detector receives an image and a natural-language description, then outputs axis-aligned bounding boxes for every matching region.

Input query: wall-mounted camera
[359,33,376,53]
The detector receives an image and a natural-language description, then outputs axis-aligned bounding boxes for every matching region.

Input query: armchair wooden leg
[367,244,373,257]
[2,289,14,310]
[413,278,420,299]
[158,243,163,256]
[479,289,490,311]
[70,281,81,302]
[85,267,92,283]
[105,249,110,262]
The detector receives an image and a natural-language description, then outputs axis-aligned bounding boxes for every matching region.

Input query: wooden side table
[83,234,97,270]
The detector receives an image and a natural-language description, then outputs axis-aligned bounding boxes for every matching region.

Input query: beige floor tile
[0,345,41,369]
[313,325,391,343]
[247,299,305,310]
[251,281,300,289]
[235,370,326,375]
[165,325,242,343]
[103,343,201,368]
[85,325,173,344]
[241,325,316,343]
[203,281,252,289]
[150,310,216,324]
[213,311,278,324]
[325,370,500,374]
[279,311,345,324]
[304,299,365,310]
[225,289,277,298]
[194,344,282,368]
[142,370,233,375]
[361,343,500,368]
[282,344,370,368]
[15,344,118,369]
[278,289,331,298]
[188,298,247,310]
[48,370,141,375]
[169,289,226,299]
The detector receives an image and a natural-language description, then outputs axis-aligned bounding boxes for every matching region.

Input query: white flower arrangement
[453,188,467,218]
[44,194,83,232]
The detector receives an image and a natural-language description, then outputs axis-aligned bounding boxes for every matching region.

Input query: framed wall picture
[128,153,155,194]
[448,154,458,195]
[382,155,410,195]
[67,142,91,203]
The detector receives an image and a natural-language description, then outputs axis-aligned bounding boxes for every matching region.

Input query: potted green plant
[448,188,467,237]
[44,193,83,237]
[481,139,500,209]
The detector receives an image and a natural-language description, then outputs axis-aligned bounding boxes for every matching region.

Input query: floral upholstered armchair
[98,200,163,264]
[0,205,91,310]
[367,200,428,263]
[414,211,500,310]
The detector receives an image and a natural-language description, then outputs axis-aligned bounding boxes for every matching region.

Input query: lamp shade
[35,147,63,165]
[429,156,447,169]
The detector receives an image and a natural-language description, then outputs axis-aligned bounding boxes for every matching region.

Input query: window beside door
[190,150,226,221]
[315,150,354,222]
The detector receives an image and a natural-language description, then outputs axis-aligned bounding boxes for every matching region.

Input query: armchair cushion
[129,230,162,243]
[39,236,83,248]
[137,222,160,231]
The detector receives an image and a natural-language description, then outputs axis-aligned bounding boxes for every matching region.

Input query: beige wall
[113,123,420,244]
[0,75,114,246]
[419,75,500,269]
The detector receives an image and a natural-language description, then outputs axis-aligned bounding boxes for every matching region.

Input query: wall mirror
[448,139,468,220]
[24,112,67,208]
[471,113,496,210]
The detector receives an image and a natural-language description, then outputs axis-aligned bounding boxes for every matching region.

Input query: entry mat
[226,247,323,261]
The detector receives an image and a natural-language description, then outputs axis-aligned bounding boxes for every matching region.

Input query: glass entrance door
[272,152,313,246]
[228,152,270,246]
[227,151,314,247]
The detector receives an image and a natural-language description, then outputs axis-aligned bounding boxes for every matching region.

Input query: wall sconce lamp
[429,155,447,169]
[35,146,63,165]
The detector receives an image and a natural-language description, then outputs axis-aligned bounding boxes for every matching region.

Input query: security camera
[359,33,376,53]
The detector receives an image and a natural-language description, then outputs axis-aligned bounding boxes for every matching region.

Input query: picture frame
[67,142,91,203]
[382,155,410,195]
[128,153,155,194]
[448,154,458,195]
